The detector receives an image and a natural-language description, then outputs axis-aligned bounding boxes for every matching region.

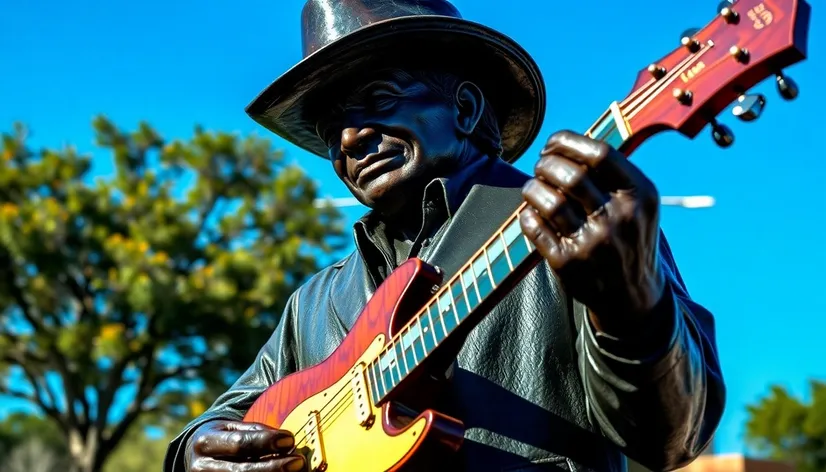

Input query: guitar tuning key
[717,0,739,23]
[732,93,766,122]
[680,28,701,52]
[710,119,735,148]
[776,72,799,100]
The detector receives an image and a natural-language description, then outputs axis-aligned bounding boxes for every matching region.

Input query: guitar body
[243,258,465,472]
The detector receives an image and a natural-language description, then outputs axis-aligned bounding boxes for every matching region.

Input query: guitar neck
[366,102,636,404]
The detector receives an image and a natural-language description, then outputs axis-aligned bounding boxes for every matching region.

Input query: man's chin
[359,185,410,215]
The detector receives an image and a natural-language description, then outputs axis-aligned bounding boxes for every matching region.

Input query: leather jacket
[164,157,725,472]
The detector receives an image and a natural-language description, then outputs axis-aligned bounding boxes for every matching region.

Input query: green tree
[0,117,347,472]
[745,380,826,472]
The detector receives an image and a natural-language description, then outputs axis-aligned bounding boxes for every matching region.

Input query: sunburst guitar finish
[243,259,465,471]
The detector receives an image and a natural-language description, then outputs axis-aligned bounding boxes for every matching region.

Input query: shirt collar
[352,154,499,266]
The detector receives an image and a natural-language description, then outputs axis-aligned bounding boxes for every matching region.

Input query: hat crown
[301,0,462,57]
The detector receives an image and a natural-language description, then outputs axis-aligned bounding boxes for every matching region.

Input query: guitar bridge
[303,411,327,471]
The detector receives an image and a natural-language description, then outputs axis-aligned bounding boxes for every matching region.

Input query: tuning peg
[717,1,739,23]
[731,93,766,122]
[680,28,702,52]
[776,72,799,100]
[710,119,735,148]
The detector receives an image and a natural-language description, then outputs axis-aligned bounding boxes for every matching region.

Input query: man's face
[317,71,464,214]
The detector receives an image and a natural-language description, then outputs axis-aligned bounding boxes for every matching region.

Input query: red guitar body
[244,258,465,471]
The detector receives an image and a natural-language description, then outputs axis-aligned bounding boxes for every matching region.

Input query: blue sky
[2,0,825,455]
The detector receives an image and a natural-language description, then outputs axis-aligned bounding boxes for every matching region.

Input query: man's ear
[454,81,485,137]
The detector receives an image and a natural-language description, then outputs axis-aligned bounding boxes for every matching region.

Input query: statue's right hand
[187,420,305,472]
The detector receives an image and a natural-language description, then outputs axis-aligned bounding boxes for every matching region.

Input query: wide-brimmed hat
[245,0,546,164]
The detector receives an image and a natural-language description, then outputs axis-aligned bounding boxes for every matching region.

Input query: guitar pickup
[303,411,327,471]
[351,363,375,427]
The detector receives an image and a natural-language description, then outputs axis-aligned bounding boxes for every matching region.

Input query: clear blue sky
[2,0,825,456]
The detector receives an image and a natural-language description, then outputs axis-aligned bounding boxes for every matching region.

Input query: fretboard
[367,101,632,404]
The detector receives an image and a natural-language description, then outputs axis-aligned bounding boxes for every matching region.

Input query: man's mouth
[354,150,404,186]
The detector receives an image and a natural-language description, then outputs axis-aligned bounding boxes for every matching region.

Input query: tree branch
[3,258,49,334]
[60,267,96,324]
[102,403,160,453]
[3,260,87,430]
[94,342,155,437]
[0,357,68,433]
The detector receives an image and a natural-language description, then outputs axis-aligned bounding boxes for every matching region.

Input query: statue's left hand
[519,131,667,336]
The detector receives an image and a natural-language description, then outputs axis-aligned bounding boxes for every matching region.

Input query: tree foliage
[0,117,347,471]
[745,380,826,472]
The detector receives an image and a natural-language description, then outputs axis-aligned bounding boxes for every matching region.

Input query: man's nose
[340,127,377,157]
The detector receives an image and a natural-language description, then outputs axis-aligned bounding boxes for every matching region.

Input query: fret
[448,281,470,329]
[375,358,390,396]
[430,302,448,343]
[401,344,417,376]
[486,233,511,286]
[458,271,472,312]
[482,248,497,288]
[394,340,409,376]
[500,232,514,271]
[464,265,482,308]
[459,267,482,310]
[447,289,461,326]
[506,232,531,264]
[404,325,418,365]
[425,308,438,348]
[502,216,522,245]
[388,342,402,385]
[470,254,494,301]
[415,316,427,360]
[503,217,530,264]
[369,362,382,400]
[450,279,470,319]
[438,291,459,335]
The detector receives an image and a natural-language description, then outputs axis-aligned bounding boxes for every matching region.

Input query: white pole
[315,195,716,209]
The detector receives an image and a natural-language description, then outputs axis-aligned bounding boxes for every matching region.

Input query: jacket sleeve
[574,229,726,471]
[162,291,301,472]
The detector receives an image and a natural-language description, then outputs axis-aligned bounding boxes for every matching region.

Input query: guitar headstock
[618,0,811,152]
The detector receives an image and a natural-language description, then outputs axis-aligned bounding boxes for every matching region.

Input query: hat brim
[245,15,546,164]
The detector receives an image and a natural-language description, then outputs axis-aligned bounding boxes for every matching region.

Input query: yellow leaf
[1,203,19,217]
[244,307,256,319]
[138,241,149,253]
[151,251,169,264]
[100,323,124,341]
[203,266,214,277]
[189,400,206,416]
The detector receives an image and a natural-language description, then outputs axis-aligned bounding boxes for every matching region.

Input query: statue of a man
[165,1,725,471]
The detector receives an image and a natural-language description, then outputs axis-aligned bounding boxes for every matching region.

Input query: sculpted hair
[386,69,504,158]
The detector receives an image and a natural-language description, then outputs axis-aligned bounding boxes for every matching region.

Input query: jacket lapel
[423,161,530,279]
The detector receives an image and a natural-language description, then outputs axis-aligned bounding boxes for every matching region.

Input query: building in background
[627,440,795,472]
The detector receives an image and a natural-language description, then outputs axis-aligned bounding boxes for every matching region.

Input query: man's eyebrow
[351,80,405,96]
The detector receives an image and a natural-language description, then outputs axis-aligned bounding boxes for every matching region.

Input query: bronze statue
[165,1,724,471]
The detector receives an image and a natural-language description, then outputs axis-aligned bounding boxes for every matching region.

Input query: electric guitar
[243,1,811,470]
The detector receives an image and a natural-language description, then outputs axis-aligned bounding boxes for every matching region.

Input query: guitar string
[265,57,702,445]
